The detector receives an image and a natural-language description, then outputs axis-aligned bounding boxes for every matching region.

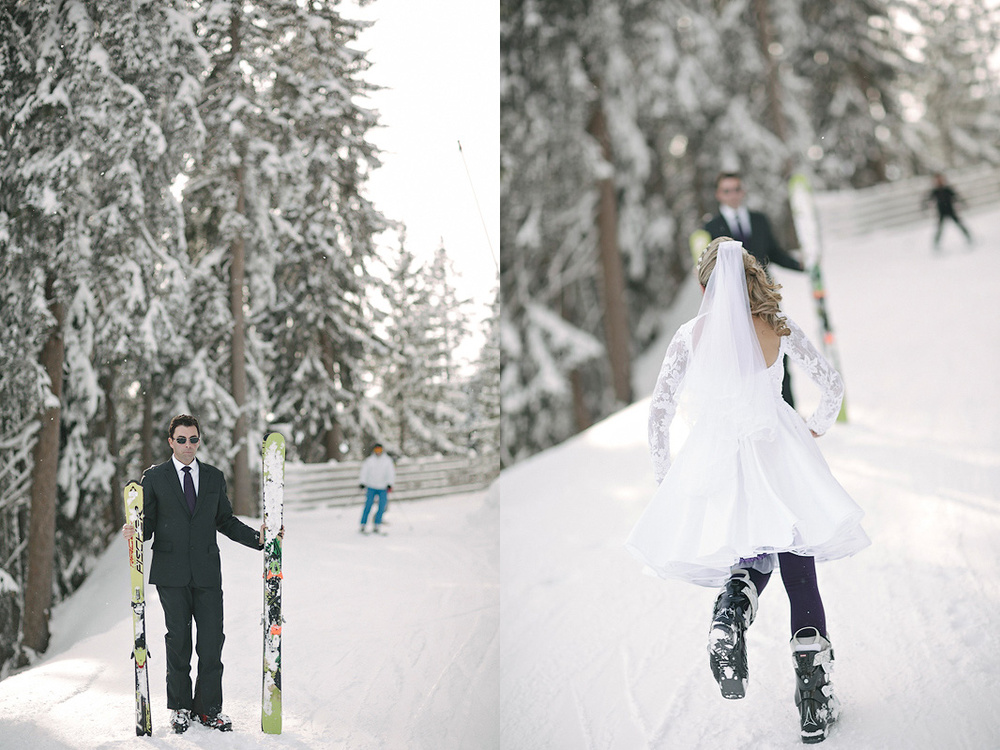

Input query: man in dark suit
[122,414,273,734]
[704,172,804,273]
[705,172,803,407]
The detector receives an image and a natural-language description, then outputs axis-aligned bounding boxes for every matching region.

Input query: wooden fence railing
[283,454,499,509]
[813,164,1000,239]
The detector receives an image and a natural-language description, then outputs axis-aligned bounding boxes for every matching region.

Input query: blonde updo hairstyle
[697,237,790,337]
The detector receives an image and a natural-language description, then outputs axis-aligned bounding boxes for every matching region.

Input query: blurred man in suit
[705,172,804,273]
[705,172,803,406]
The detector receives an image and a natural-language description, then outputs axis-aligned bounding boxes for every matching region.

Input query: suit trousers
[781,354,796,409]
[157,584,225,715]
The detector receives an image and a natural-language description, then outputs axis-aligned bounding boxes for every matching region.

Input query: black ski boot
[790,627,840,743]
[707,569,758,699]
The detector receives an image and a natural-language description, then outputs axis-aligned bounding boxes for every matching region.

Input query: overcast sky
[349,1,499,315]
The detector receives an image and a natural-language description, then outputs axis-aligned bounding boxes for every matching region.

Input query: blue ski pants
[361,487,388,526]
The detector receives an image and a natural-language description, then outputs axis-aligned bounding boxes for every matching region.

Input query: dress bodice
[648,316,844,485]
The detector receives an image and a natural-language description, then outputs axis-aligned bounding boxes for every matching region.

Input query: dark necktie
[182,466,196,515]
[733,215,747,243]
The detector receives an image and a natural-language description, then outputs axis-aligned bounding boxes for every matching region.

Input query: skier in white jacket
[358,443,395,534]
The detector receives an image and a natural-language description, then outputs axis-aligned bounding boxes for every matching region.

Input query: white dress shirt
[720,204,752,240]
[171,455,200,496]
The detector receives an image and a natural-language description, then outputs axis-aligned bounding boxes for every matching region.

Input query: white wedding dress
[626,249,870,587]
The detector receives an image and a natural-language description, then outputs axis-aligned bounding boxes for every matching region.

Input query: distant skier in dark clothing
[926,173,973,250]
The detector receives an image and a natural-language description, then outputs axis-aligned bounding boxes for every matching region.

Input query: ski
[124,481,152,736]
[261,432,285,734]
[788,173,848,423]
[689,228,711,265]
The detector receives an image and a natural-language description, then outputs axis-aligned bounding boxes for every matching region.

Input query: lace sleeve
[649,324,692,484]
[783,317,844,435]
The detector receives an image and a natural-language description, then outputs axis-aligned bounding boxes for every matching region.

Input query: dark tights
[745,553,826,637]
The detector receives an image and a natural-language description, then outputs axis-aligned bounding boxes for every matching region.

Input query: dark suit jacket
[704,211,803,272]
[141,459,261,588]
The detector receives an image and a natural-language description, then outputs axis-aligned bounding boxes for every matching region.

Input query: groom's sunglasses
[172,436,200,444]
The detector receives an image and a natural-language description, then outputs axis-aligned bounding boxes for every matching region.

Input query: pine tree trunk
[321,333,344,461]
[22,278,66,654]
[230,161,251,515]
[561,290,593,431]
[223,4,252,515]
[98,371,123,528]
[397,394,406,456]
[587,98,633,405]
[751,0,790,163]
[324,423,344,462]
[140,378,154,473]
[570,369,592,433]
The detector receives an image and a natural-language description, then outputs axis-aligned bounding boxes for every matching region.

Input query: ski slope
[0,490,499,749]
[499,212,1000,749]
[1,212,998,749]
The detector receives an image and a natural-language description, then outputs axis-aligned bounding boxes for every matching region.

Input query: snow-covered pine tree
[256,1,387,463]
[501,0,615,464]
[55,0,207,597]
[182,0,287,511]
[372,241,470,457]
[423,244,475,452]
[896,0,1000,170]
[84,0,207,492]
[786,0,917,187]
[0,0,207,664]
[0,245,47,675]
[0,2,53,671]
[0,0,118,656]
[466,289,500,461]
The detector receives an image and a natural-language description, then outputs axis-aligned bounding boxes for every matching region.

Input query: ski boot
[790,627,840,743]
[707,569,758,699]
[170,708,190,734]
[196,711,233,732]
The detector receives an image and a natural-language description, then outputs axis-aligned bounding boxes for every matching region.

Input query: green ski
[124,481,152,736]
[788,173,848,422]
[261,432,285,733]
[689,228,711,265]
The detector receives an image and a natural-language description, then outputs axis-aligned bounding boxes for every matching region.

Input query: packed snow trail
[0,490,499,749]
[2,213,999,750]
[499,211,1000,749]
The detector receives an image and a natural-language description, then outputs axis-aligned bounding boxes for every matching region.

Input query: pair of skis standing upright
[690,173,848,424]
[125,432,286,736]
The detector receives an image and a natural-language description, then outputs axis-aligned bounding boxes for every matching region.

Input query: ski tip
[689,229,712,264]
[789,173,812,191]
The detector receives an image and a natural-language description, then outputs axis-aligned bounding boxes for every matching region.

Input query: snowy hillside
[0,491,498,749]
[498,211,1000,749]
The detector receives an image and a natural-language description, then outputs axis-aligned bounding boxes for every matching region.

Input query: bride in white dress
[625,238,868,744]
[626,240,869,586]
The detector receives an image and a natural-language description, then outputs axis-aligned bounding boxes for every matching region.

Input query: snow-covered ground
[3,209,999,749]
[499,210,1000,749]
[0,490,498,749]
